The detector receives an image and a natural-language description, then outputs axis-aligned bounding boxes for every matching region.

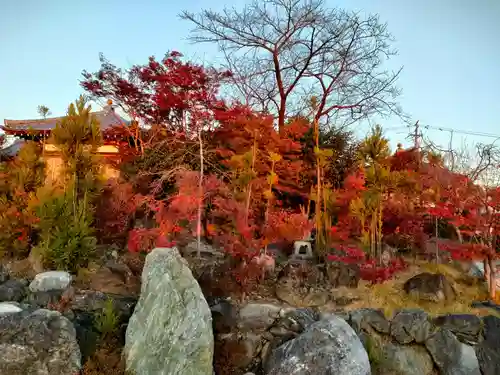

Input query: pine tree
[34,96,101,271]
[51,95,102,197]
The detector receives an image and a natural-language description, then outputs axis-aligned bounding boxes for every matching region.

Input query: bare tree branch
[422,134,500,186]
[181,0,403,132]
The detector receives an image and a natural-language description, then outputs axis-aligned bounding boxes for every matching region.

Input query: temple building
[1,101,130,182]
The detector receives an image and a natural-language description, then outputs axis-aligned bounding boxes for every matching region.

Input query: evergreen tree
[34,96,101,271]
[51,95,102,197]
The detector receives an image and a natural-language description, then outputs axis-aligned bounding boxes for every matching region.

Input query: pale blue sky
[1,0,499,149]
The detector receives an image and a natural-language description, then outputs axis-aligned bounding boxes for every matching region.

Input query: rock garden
[1,243,500,375]
[2,1,500,373]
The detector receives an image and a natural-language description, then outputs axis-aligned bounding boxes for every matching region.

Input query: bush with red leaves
[94,180,139,246]
[327,244,408,284]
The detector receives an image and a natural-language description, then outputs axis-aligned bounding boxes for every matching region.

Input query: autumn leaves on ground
[1,0,499,373]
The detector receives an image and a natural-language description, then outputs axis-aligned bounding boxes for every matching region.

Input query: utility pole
[413,120,420,150]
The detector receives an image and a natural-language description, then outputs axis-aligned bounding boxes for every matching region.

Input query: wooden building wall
[43,144,121,184]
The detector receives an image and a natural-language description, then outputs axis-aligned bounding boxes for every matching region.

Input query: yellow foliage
[268,151,282,162]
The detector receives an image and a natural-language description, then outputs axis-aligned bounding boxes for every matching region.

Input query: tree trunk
[314,118,322,253]
[488,257,496,301]
[245,134,257,226]
[452,223,463,243]
[196,130,204,257]
[435,216,439,263]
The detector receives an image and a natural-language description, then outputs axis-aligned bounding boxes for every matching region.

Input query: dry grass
[327,259,500,319]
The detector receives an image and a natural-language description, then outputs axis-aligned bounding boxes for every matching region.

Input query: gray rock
[403,272,455,302]
[29,271,72,293]
[475,342,500,375]
[183,241,223,257]
[0,308,81,375]
[124,247,214,375]
[350,308,390,335]
[283,308,319,331]
[71,289,136,320]
[25,289,67,309]
[208,297,238,334]
[264,314,370,375]
[0,264,9,283]
[481,315,500,347]
[0,302,22,315]
[0,279,27,302]
[433,314,482,344]
[475,315,500,375]
[377,341,434,375]
[325,261,360,288]
[425,328,481,375]
[390,309,435,344]
[238,303,285,332]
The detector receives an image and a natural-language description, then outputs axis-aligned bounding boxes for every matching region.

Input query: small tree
[33,97,101,271]
[37,105,51,119]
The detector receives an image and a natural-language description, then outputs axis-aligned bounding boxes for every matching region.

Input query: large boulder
[403,273,456,302]
[375,341,434,375]
[124,247,214,375]
[389,309,435,344]
[475,315,500,375]
[425,328,481,375]
[263,314,370,375]
[0,308,81,375]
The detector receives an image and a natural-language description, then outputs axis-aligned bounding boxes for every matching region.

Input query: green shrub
[33,187,96,272]
[94,298,119,340]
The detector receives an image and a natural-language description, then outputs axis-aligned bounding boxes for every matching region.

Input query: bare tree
[423,134,500,186]
[181,0,403,133]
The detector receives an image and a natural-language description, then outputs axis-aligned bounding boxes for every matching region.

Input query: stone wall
[209,299,500,375]
[2,247,500,375]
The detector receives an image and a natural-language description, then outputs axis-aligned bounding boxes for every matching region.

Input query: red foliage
[82,51,230,131]
[127,228,176,253]
[263,208,313,244]
[213,113,309,197]
[95,180,139,245]
[81,50,500,292]
[327,243,408,284]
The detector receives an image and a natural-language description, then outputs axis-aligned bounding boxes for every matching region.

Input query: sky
[1,0,499,150]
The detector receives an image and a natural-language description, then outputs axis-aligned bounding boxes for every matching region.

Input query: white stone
[29,271,72,293]
[0,302,22,315]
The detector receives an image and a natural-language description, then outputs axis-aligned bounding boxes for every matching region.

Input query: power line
[418,124,500,140]
[382,123,500,140]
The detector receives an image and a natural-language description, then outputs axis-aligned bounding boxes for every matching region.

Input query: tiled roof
[2,105,129,132]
